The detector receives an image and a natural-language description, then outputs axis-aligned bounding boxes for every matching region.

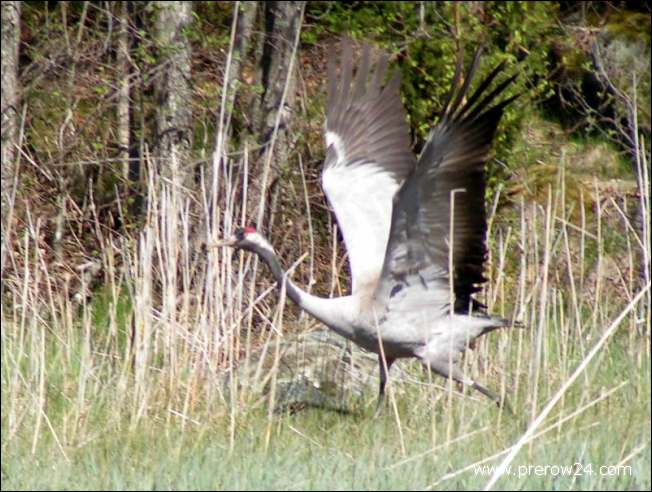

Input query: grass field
[1,370,650,490]
[1,334,650,490]
[2,140,650,490]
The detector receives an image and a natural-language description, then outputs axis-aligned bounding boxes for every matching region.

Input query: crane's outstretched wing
[376,49,518,315]
[323,42,416,295]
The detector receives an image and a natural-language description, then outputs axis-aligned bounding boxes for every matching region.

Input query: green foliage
[604,11,652,44]
[537,5,651,157]
[304,1,423,42]
[188,1,233,49]
[302,2,561,189]
[17,1,647,233]
[90,286,134,352]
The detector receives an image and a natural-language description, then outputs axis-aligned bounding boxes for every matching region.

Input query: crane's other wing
[323,42,416,296]
[376,49,518,315]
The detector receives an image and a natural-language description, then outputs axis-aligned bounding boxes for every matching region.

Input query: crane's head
[213,226,273,255]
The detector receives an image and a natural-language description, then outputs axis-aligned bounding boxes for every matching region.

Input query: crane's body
[217,42,518,410]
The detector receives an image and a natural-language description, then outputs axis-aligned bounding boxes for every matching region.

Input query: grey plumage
[216,42,519,412]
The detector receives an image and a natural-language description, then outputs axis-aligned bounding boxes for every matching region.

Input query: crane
[216,42,519,412]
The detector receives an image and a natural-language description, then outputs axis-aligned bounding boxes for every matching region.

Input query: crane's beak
[211,236,237,248]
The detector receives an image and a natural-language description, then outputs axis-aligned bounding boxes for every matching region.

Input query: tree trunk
[117,1,131,185]
[155,1,193,190]
[1,0,20,223]
[127,1,145,218]
[1,0,21,281]
[207,1,257,208]
[246,1,304,228]
[227,1,258,128]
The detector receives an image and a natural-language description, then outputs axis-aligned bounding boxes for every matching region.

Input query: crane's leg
[374,356,395,417]
[420,356,510,411]
[471,380,513,414]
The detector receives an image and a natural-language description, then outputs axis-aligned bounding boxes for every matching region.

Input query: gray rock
[226,328,398,413]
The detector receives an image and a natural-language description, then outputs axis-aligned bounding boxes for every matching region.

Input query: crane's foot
[373,356,394,418]
[373,402,383,418]
[373,392,386,418]
[471,381,513,415]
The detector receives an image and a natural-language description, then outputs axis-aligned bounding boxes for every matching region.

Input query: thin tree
[246,1,305,227]
[155,1,193,190]
[117,1,131,186]
[1,0,21,280]
[1,1,20,190]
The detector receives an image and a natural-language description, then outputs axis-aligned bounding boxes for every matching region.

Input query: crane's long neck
[254,245,356,339]
[256,245,307,308]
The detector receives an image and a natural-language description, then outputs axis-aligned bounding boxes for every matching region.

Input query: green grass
[2,322,650,490]
[2,393,649,490]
